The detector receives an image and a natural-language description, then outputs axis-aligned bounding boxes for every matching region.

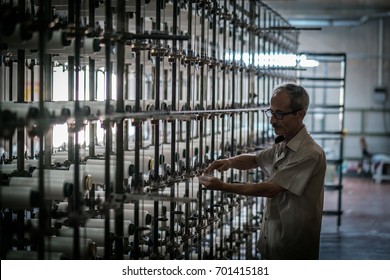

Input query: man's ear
[299,110,306,119]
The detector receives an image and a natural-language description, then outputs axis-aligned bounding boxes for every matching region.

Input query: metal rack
[297,53,347,227]
[0,0,299,259]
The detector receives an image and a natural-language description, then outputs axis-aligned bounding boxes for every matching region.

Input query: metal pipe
[197,1,206,260]
[7,61,13,161]
[16,0,27,253]
[29,60,35,158]
[88,0,96,157]
[378,18,383,86]
[17,51,25,171]
[114,0,126,259]
[72,0,83,260]
[184,0,193,260]
[152,0,162,258]
[67,0,75,164]
[209,0,218,259]
[133,0,143,260]
[37,0,51,261]
[219,0,228,260]
[169,0,178,260]
[103,0,114,260]
[16,0,26,171]
[228,0,238,256]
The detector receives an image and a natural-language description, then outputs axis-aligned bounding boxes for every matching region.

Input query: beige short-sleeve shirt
[254,126,326,259]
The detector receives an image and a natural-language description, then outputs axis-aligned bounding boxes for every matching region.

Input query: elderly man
[199,83,326,260]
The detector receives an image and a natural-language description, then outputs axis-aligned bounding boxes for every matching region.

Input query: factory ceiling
[263,0,390,27]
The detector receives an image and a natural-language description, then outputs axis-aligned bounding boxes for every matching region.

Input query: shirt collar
[285,125,308,152]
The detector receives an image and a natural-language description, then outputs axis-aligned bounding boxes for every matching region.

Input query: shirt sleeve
[255,147,276,177]
[270,153,321,196]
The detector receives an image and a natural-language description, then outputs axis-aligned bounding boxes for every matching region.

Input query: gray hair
[273,83,310,111]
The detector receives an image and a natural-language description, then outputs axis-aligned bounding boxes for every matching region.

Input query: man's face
[269,91,304,139]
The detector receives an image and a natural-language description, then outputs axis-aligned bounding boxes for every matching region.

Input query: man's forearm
[229,154,258,170]
[221,181,285,198]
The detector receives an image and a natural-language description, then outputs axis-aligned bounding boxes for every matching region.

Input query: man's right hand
[204,158,232,175]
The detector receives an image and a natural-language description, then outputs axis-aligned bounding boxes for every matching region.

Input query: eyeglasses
[264,108,302,120]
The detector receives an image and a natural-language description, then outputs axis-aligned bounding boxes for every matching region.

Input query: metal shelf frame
[298,52,347,227]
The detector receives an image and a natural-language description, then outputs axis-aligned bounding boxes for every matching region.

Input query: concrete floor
[319,176,390,260]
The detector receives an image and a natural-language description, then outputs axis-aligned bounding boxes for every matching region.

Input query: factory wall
[298,18,390,162]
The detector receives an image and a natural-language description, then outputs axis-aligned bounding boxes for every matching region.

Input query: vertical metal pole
[197,1,206,260]
[124,64,129,151]
[16,0,26,172]
[248,0,256,259]
[7,61,13,161]
[104,0,113,260]
[237,0,247,259]
[68,0,75,163]
[265,7,272,142]
[30,61,35,158]
[133,0,143,260]
[228,0,237,258]
[338,54,347,227]
[209,0,218,259]
[37,0,50,260]
[115,0,126,259]
[43,43,52,169]
[184,0,193,260]
[152,0,162,258]
[17,59,25,170]
[219,0,228,260]
[230,0,236,159]
[72,0,83,260]
[169,0,178,260]
[88,0,96,157]
[8,61,13,102]
[16,0,27,252]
